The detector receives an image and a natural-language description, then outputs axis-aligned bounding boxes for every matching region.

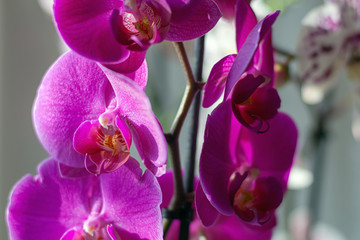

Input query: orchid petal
[165,0,221,41]
[73,120,103,155]
[33,51,111,168]
[252,177,283,211]
[239,112,298,178]
[103,51,146,76]
[107,225,143,240]
[101,158,163,240]
[123,59,148,91]
[102,67,167,176]
[6,159,100,240]
[235,0,258,52]
[225,11,280,99]
[214,0,237,20]
[231,73,265,104]
[204,215,273,240]
[58,162,93,179]
[195,182,220,227]
[104,56,149,90]
[165,0,200,24]
[203,54,237,108]
[231,74,280,132]
[157,170,175,208]
[54,0,129,63]
[60,228,84,240]
[255,33,275,82]
[199,101,241,216]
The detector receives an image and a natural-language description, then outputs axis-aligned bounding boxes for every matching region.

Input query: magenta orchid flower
[7,158,163,240]
[33,51,167,176]
[203,0,280,132]
[54,0,221,67]
[158,170,273,239]
[196,100,297,228]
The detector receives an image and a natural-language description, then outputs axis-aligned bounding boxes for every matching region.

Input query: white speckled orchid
[297,0,360,140]
[297,0,360,103]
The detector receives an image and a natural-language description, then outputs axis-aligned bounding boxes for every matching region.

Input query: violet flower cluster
[6,0,298,239]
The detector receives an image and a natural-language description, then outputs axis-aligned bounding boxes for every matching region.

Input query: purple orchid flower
[53,0,221,67]
[196,100,297,228]
[157,170,273,239]
[33,51,167,176]
[203,0,280,132]
[6,158,163,240]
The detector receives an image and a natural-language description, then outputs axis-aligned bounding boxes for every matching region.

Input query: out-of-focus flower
[297,0,360,140]
[33,51,167,176]
[53,0,221,69]
[7,158,163,240]
[297,0,360,104]
[158,170,272,239]
[196,100,297,229]
[203,0,280,132]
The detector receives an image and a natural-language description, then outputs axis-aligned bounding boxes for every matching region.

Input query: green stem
[163,41,202,237]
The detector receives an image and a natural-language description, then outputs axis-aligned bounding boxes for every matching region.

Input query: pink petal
[225,11,280,99]
[157,170,175,209]
[195,182,220,227]
[255,33,275,83]
[199,101,241,216]
[214,0,237,20]
[54,0,129,63]
[240,112,298,177]
[203,54,237,108]
[73,120,103,155]
[33,51,111,168]
[7,159,100,240]
[103,51,147,76]
[165,0,221,41]
[165,0,201,24]
[101,158,163,240]
[235,0,257,51]
[102,67,167,176]
[204,215,273,240]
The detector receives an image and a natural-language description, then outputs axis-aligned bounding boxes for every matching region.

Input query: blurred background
[1,0,360,239]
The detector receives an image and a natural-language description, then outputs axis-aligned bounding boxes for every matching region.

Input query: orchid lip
[231,170,283,225]
[83,214,107,237]
[73,113,132,174]
[111,0,170,50]
[61,214,115,239]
